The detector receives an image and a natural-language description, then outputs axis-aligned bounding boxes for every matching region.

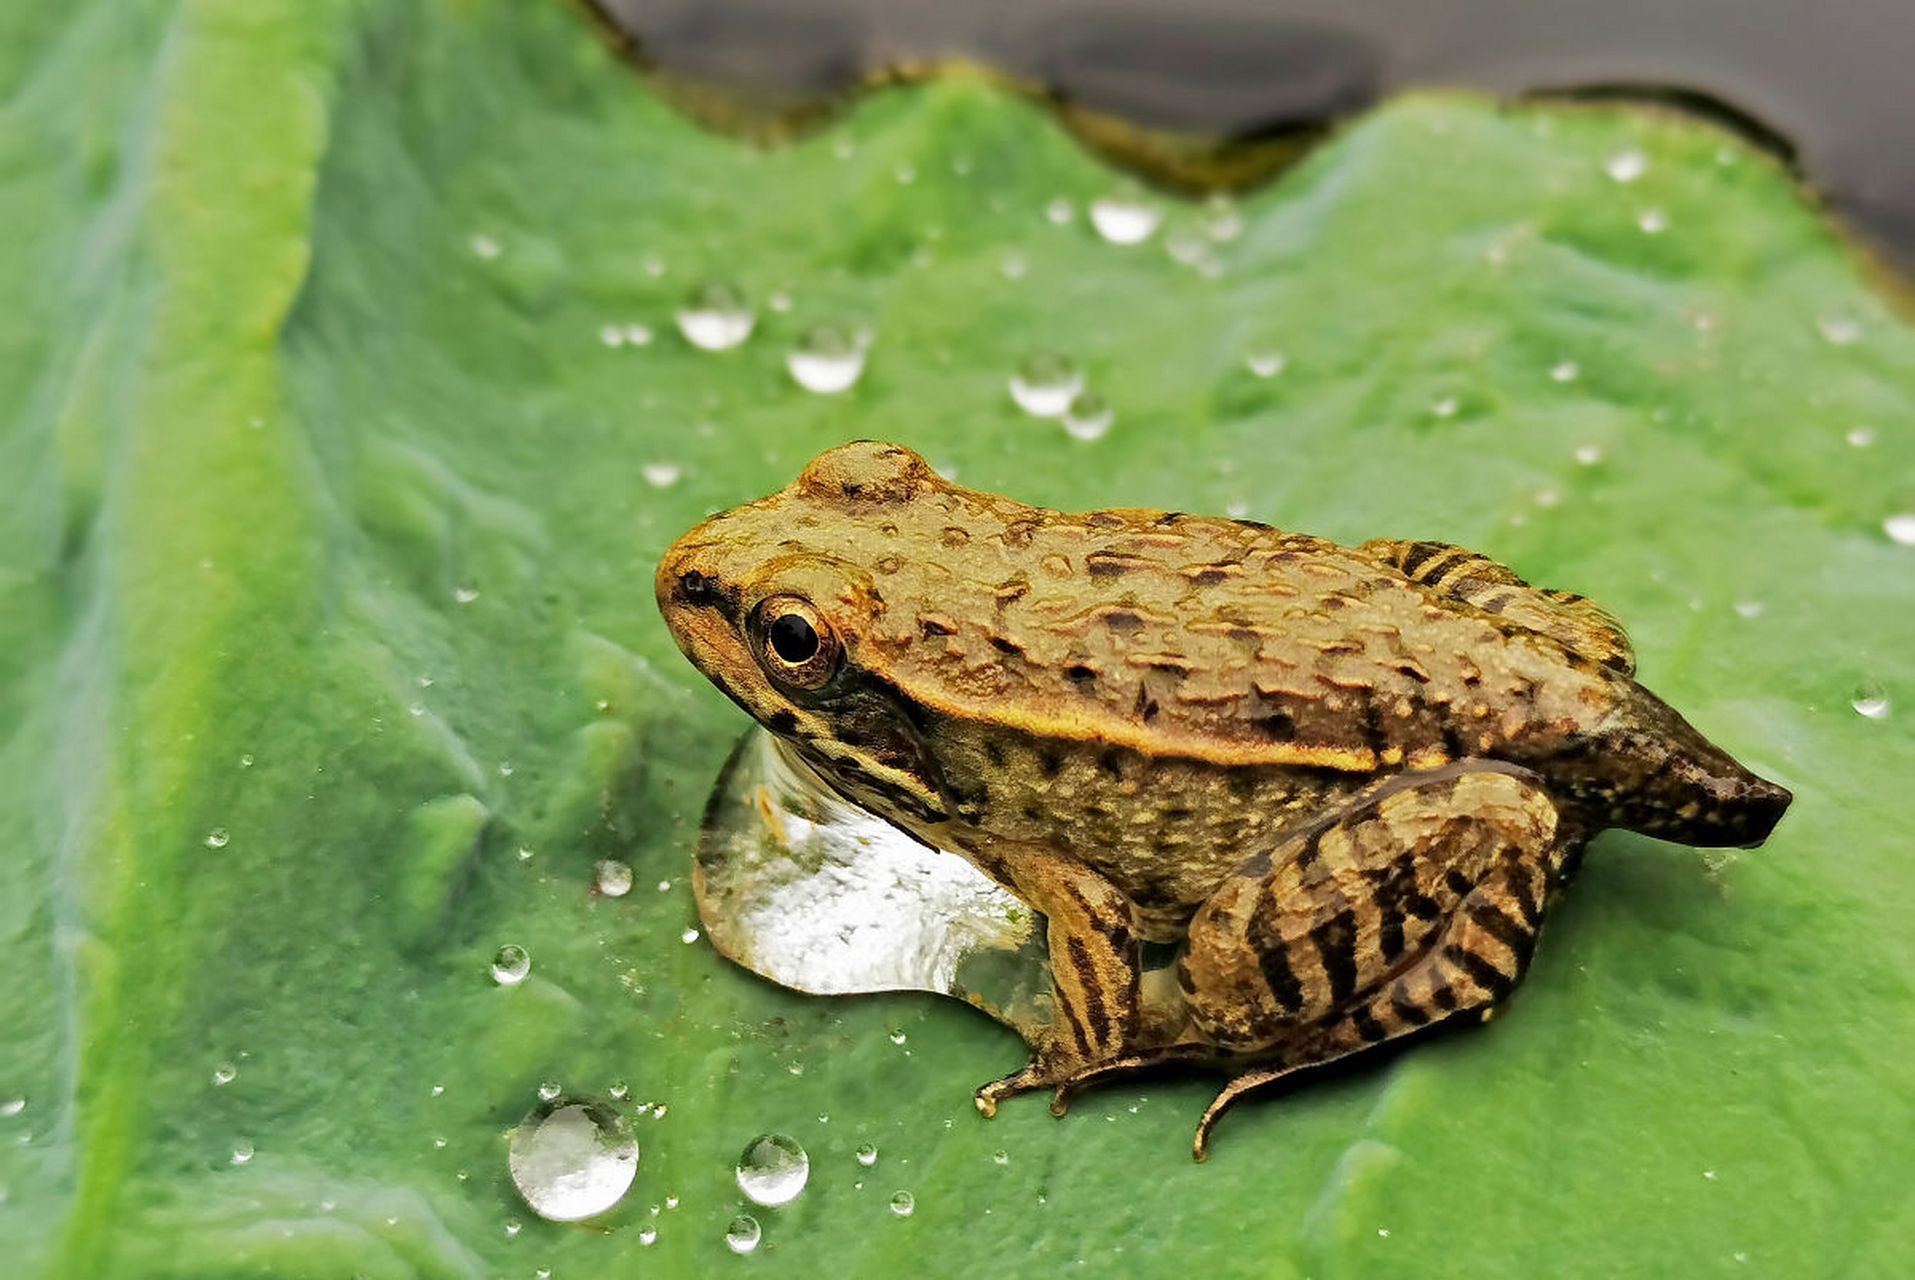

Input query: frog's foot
[1194,1067,1290,1162]
[974,1060,1065,1118]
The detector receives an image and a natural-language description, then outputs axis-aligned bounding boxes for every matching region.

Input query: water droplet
[639,1226,658,1245]
[657,879,672,893]
[607,1082,629,1101]
[1847,426,1877,447]
[508,1100,640,1221]
[503,1220,521,1238]
[1245,351,1285,379]
[999,251,1029,280]
[430,1085,445,1097]
[1551,360,1580,383]
[1816,313,1862,345]
[1884,514,1915,546]
[1430,396,1459,419]
[1734,600,1765,619]
[676,283,756,351]
[1605,149,1647,183]
[1062,392,1114,442]
[1637,208,1668,235]
[598,324,626,348]
[231,1140,255,1165]
[787,325,868,395]
[469,233,502,260]
[833,137,856,161]
[1045,197,1073,226]
[594,860,633,897]
[992,1150,1009,1166]
[888,1029,908,1046]
[642,462,681,489]
[1203,194,1243,243]
[537,1081,562,1103]
[238,753,254,768]
[0,1098,24,1118]
[1164,223,1208,267]
[212,1062,237,1086]
[642,253,665,277]
[893,162,915,185]
[665,1194,679,1208]
[680,927,700,945]
[1088,191,1161,245]
[490,945,531,986]
[888,1190,915,1217]
[498,761,514,778]
[453,586,479,604]
[855,1143,878,1167]
[1008,354,1083,418]
[624,323,653,346]
[517,845,536,862]
[767,289,793,313]
[725,1214,762,1254]
[1574,444,1604,466]
[204,828,230,850]
[736,1133,809,1206]
[1852,686,1890,720]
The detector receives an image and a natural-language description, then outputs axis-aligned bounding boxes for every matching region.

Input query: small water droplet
[999,251,1029,280]
[1605,149,1647,183]
[594,860,633,897]
[490,945,531,987]
[1574,444,1604,466]
[1551,360,1580,383]
[642,253,665,277]
[893,162,915,185]
[517,845,536,862]
[725,1214,762,1254]
[537,1082,562,1103]
[665,1194,679,1208]
[833,137,855,161]
[642,462,681,489]
[453,586,479,604]
[855,1143,878,1167]
[1816,313,1863,345]
[504,1220,521,1238]
[1203,194,1243,243]
[1852,686,1890,720]
[888,1029,907,1046]
[1846,426,1877,447]
[1061,392,1114,442]
[888,1190,915,1217]
[1088,190,1161,245]
[469,233,502,260]
[680,928,700,945]
[431,1085,445,1097]
[238,753,254,768]
[1008,353,1083,418]
[676,283,756,351]
[992,1150,1009,1166]
[598,324,626,348]
[212,1062,237,1086]
[1164,223,1208,267]
[787,325,868,395]
[508,1100,640,1221]
[1884,514,1915,546]
[736,1133,810,1206]
[657,879,672,893]
[607,1082,629,1102]
[498,761,514,777]
[1637,208,1668,234]
[1734,600,1765,619]
[1245,351,1285,379]
[639,1226,658,1245]
[231,1140,254,1165]
[1045,197,1073,226]
[624,323,653,346]
[1430,396,1459,418]
[0,1098,24,1118]
[204,828,230,850]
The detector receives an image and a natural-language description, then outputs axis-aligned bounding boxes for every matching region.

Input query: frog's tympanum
[657,441,1790,1158]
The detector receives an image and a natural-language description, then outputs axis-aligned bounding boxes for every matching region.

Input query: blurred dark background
[592,0,1915,270]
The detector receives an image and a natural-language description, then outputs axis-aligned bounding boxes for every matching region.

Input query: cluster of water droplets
[1007,353,1113,441]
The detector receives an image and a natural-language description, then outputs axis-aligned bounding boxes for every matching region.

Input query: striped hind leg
[1178,763,1562,1159]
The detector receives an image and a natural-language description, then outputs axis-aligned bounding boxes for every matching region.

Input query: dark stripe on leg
[1448,943,1516,1001]
[1310,910,1359,1004]
[1388,985,1432,1027]
[1066,936,1113,1049]
[1349,1006,1388,1043]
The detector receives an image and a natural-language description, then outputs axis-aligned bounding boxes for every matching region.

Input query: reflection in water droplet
[889,1190,915,1217]
[1008,354,1083,418]
[1089,192,1161,246]
[1885,514,1915,546]
[508,1101,640,1221]
[736,1132,810,1206]
[855,1143,878,1167]
[1852,687,1891,720]
[1847,426,1877,447]
[212,1062,237,1086]
[1551,360,1580,383]
[676,283,756,351]
[1062,393,1114,442]
[1637,208,1668,234]
[595,860,634,898]
[787,326,868,395]
[642,462,681,489]
[204,828,230,849]
[491,945,531,987]
[1605,149,1647,183]
[1245,351,1285,379]
[231,1140,254,1165]
[1817,314,1862,345]
[1045,197,1073,226]
[726,1214,762,1253]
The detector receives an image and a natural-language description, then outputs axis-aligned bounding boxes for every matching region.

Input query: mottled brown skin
[657,441,1791,1158]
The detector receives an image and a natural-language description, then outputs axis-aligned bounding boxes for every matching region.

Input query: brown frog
[656,441,1790,1158]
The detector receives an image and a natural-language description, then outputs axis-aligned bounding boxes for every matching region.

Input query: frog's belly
[953,729,1370,927]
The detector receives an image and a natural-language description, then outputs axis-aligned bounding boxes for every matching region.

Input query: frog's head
[655,442,954,829]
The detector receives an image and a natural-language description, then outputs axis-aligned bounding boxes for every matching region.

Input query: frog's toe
[974,1063,1047,1117]
[1049,1084,1074,1116]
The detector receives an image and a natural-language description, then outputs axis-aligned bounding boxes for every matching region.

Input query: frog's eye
[755,595,841,690]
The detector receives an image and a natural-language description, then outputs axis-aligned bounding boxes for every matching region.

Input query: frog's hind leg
[1179,762,1562,1160]
[1362,537,1635,674]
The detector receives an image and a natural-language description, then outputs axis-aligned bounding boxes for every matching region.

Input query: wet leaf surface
[2,1,1912,1276]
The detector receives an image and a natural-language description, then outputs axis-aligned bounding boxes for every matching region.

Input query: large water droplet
[676,283,756,351]
[595,860,633,897]
[1605,149,1647,183]
[1883,514,1915,545]
[1008,354,1083,418]
[725,1214,762,1254]
[855,1143,878,1167]
[1089,191,1161,246]
[1062,392,1114,442]
[508,1100,640,1221]
[888,1190,915,1217]
[787,325,868,395]
[491,945,530,986]
[1852,686,1891,720]
[0,1097,25,1117]
[735,1133,809,1207]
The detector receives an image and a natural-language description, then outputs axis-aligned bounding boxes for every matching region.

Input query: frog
[655,440,1791,1159]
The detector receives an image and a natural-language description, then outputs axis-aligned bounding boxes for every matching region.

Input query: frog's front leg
[1178,761,1565,1159]
[973,846,1142,1118]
